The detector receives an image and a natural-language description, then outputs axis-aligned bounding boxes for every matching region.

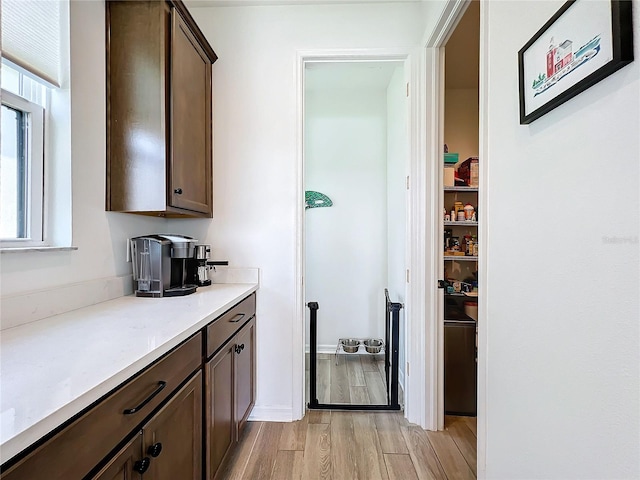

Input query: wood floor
[308,353,390,405]
[217,412,477,479]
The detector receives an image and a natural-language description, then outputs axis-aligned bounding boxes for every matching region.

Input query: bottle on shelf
[464,235,474,256]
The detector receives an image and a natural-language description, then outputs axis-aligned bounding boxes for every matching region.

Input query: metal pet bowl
[340,339,360,353]
[363,339,383,354]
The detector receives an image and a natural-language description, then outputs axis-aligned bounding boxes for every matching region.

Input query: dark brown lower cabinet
[206,343,235,480]
[0,294,256,480]
[206,316,256,480]
[91,371,202,480]
[0,334,202,480]
[234,318,256,438]
[90,434,144,480]
[143,371,202,480]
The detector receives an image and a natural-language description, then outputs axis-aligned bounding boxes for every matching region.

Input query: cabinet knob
[235,344,245,354]
[133,457,151,474]
[174,188,183,195]
[147,442,163,458]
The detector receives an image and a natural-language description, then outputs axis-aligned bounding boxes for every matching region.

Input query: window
[1,0,71,250]
[1,77,46,245]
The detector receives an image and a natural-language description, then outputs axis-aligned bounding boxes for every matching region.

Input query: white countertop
[0,283,258,464]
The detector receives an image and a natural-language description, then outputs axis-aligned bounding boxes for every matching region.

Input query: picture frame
[518,0,634,125]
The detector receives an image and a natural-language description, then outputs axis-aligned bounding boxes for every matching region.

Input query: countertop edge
[0,283,258,465]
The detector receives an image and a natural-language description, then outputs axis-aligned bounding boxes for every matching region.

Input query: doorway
[440,0,480,420]
[302,59,409,409]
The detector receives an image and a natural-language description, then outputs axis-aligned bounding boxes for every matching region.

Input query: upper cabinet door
[170,9,212,215]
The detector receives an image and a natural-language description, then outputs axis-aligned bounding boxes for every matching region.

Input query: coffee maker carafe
[131,234,198,297]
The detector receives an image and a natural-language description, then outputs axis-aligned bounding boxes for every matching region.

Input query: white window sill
[0,246,78,254]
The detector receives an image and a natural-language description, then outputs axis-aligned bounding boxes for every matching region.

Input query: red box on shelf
[457,157,478,187]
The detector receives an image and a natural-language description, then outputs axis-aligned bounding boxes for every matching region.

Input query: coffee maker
[130,234,198,297]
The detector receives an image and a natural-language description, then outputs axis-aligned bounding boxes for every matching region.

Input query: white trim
[421,0,475,434]
[248,405,295,423]
[294,50,306,421]
[423,0,470,48]
[422,0,488,474]
[412,45,445,432]
[0,89,45,247]
[436,46,447,431]
[398,366,405,396]
[403,46,427,429]
[477,0,490,476]
[0,245,77,253]
[305,344,341,355]
[295,47,419,423]
[305,345,392,357]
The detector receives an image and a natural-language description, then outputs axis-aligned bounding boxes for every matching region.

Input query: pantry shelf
[445,292,478,297]
[444,221,478,226]
[444,186,478,192]
[444,255,478,262]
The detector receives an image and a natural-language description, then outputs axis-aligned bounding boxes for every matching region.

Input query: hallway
[216,412,476,479]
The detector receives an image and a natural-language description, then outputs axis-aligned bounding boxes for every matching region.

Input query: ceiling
[305,61,403,92]
[444,0,479,89]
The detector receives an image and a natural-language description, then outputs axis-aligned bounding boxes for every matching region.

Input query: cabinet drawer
[206,294,256,358]
[1,333,202,480]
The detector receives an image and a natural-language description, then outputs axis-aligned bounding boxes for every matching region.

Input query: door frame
[293,47,420,421]
[423,0,472,432]
[423,0,487,476]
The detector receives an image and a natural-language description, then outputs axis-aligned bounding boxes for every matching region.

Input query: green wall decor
[305,191,333,210]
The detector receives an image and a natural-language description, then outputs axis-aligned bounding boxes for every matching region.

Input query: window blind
[1,0,62,87]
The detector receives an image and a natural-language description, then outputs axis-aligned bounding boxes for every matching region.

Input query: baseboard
[0,275,133,330]
[305,344,338,355]
[248,405,295,422]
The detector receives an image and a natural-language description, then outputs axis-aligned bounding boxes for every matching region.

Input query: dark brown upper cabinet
[106,0,217,218]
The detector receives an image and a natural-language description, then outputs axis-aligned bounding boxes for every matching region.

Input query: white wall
[304,86,388,349]
[482,1,639,478]
[444,88,479,165]
[386,65,408,387]
[0,1,163,312]
[189,3,425,418]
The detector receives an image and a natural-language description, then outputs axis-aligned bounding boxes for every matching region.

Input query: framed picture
[518,0,634,124]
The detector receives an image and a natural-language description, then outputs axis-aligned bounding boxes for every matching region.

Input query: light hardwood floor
[308,353,390,405]
[217,412,477,479]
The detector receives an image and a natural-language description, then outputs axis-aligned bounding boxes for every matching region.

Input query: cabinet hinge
[406,83,409,97]
[406,176,410,190]
[406,362,410,376]
[406,269,410,283]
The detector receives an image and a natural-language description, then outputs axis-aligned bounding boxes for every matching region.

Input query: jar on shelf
[464,204,475,220]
